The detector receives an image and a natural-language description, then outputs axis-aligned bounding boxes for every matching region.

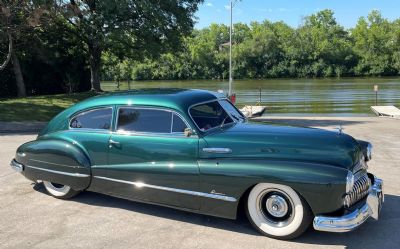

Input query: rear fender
[16,139,91,191]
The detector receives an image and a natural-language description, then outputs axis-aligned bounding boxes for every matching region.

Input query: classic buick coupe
[11,89,383,239]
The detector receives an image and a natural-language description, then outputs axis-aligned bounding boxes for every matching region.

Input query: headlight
[346,171,354,193]
[366,143,373,161]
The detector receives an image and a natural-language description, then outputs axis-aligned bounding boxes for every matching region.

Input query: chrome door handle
[202,148,232,153]
[109,139,120,148]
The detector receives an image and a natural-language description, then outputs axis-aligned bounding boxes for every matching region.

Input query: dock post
[374,85,378,106]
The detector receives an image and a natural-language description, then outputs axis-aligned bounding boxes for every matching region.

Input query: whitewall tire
[246,183,312,239]
[43,181,80,199]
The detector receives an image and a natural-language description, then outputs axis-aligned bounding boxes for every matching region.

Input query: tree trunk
[11,49,26,97]
[88,40,102,91]
[0,33,12,71]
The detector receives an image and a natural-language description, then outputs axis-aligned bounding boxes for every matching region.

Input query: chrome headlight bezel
[346,171,355,193]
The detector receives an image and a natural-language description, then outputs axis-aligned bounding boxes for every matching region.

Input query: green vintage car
[11,89,383,239]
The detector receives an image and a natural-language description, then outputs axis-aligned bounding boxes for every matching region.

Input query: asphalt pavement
[1,116,399,249]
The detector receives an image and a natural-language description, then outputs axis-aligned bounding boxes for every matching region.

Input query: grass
[0,92,99,122]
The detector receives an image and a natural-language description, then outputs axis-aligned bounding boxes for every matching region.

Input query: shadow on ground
[33,183,399,248]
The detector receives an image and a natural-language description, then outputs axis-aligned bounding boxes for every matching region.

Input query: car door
[105,106,200,210]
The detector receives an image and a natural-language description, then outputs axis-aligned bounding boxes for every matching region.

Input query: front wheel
[246,183,312,240]
[43,181,80,199]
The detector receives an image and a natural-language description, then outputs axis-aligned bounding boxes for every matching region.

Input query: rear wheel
[246,183,312,240]
[43,181,80,199]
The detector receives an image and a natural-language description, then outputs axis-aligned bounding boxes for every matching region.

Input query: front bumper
[313,174,383,232]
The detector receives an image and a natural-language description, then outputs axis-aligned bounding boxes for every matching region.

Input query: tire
[246,183,312,240]
[42,181,80,199]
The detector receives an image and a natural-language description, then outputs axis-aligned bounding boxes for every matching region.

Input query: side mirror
[184,128,193,137]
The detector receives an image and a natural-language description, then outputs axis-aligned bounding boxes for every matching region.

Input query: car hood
[201,122,362,170]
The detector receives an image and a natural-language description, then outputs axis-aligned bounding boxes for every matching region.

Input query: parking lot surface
[1,116,399,249]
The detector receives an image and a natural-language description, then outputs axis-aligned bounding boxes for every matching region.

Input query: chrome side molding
[26,165,90,178]
[94,176,237,202]
[202,148,232,154]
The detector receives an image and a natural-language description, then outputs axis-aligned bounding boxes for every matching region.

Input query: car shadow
[33,183,399,247]
[32,182,259,236]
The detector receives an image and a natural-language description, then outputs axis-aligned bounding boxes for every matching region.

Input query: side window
[172,114,188,133]
[70,108,112,130]
[117,108,172,133]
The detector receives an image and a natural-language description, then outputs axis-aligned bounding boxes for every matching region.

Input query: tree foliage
[122,9,400,80]
[2,8,400,97]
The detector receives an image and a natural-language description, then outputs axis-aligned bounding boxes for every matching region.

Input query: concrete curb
[0,122,47,134]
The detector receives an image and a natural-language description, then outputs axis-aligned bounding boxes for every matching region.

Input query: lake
[101,77,400,116]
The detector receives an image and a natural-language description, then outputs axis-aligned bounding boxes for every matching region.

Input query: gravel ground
[1,116,399,249]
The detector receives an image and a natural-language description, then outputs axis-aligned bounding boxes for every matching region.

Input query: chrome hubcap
[265,194,288,218]
[257,189,295,227]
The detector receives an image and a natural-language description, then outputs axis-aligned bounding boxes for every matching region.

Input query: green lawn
[0,92,99,122]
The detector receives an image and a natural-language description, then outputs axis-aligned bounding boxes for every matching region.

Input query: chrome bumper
[313,174,383,232]
[10,159,24,173]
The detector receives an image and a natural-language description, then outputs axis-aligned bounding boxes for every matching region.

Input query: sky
[195,0,400,29]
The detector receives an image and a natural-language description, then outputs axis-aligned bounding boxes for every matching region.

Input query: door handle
[109,139,120,148]
[202,148,232,153]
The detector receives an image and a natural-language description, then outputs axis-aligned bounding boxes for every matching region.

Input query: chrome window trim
[66,129,112,134]
[69,106,114,131]
[94,176,237,202]
[115,106,195,137]
[187,98,244,134]
[26,165,90,178]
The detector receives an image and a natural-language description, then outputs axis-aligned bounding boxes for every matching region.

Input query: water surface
[101,78,400,116]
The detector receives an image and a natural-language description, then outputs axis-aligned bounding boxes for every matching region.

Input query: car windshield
[189,100,245,132]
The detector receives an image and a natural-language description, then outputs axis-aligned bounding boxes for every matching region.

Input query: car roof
[39,89,225,135]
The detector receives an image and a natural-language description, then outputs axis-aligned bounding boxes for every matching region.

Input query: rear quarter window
[70,108,112,130]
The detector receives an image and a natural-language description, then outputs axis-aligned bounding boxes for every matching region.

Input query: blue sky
[195,0,399,29]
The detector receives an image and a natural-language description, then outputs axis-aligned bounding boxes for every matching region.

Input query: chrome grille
[344,172,370,208]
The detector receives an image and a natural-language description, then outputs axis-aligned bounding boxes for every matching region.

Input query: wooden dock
[240,105,266,118]
[371,105,400,118]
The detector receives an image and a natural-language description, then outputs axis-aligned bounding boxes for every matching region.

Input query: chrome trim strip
[30,159,79,168]
[313,174,383,232]
[10,159,24,173]
[26,165,90,178]
[202,147,232,154]
[94,176,237,202]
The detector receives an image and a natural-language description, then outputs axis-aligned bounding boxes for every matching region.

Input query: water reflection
[101,77,400,116]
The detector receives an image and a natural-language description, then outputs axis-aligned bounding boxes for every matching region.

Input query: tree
[352,10,395,76]
[0,0,45,97]
[53,0,203,91]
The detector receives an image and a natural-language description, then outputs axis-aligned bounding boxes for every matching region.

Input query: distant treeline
[103,9,400,81]
[1,7,400,97]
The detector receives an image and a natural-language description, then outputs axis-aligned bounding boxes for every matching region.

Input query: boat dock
[371,105,400,118]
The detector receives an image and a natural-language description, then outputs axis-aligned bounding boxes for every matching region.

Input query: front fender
[198,159,348,217]
[16,139,91,191]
